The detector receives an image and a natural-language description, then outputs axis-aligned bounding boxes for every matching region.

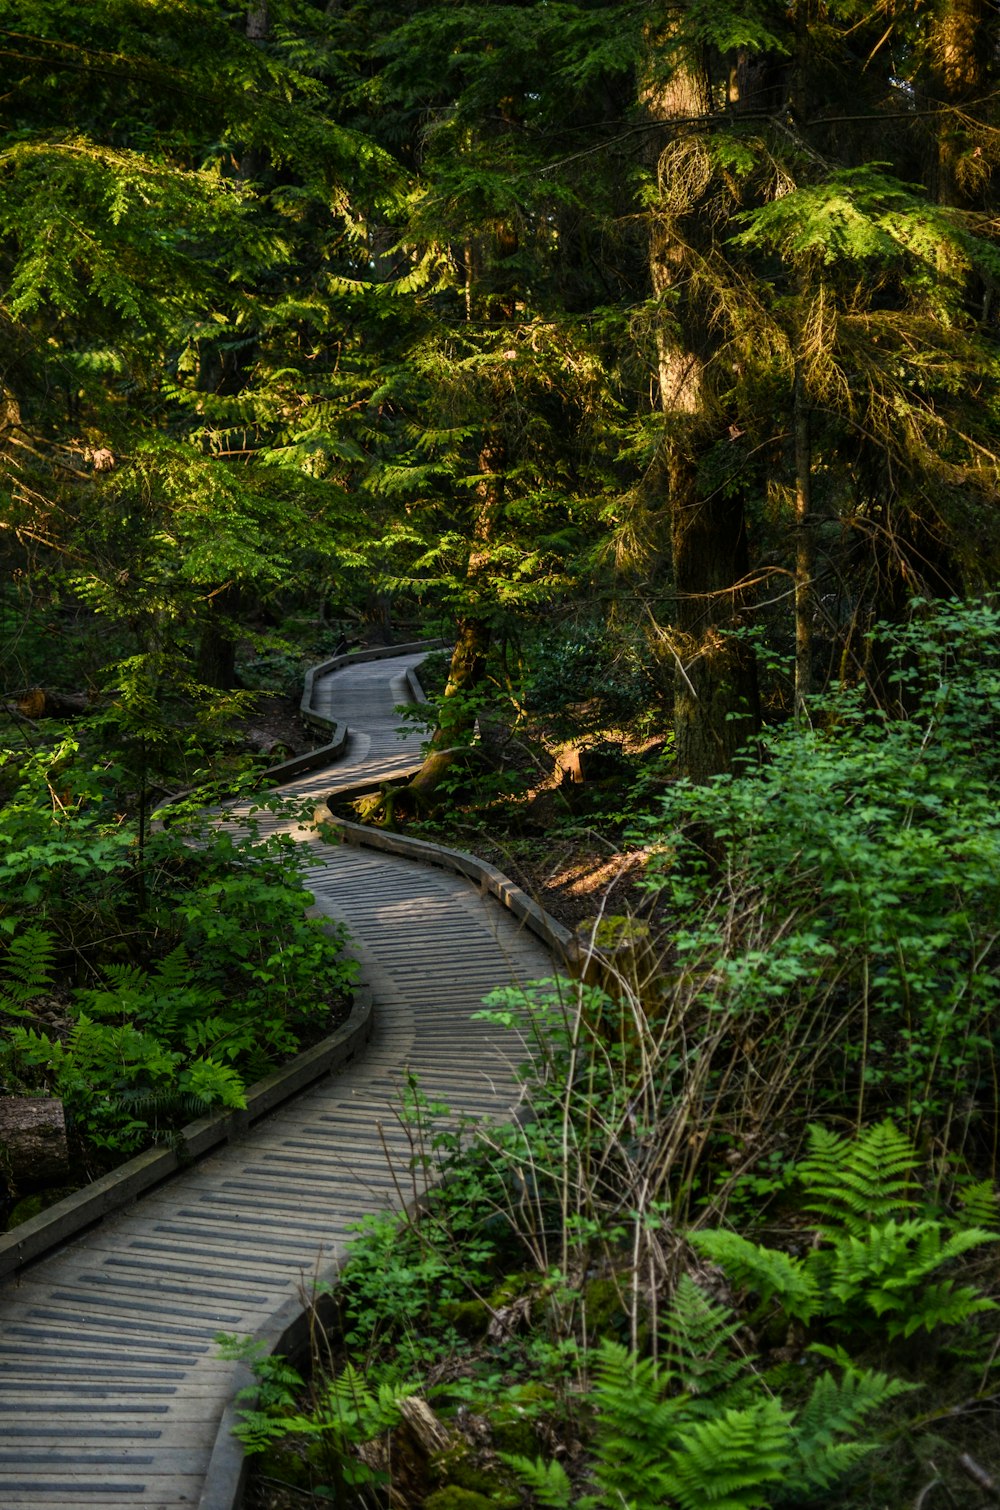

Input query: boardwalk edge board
[196,1269,349,1510]
[0,641,444,1277]
[0,992,375,1282]
[321,814,577,965]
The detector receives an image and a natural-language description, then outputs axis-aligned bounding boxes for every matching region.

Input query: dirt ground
[237,691,318,761]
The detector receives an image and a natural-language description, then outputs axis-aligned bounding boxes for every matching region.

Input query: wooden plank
[0,648,554,1509]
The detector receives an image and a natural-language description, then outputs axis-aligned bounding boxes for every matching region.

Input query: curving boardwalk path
[0,651,552,1509]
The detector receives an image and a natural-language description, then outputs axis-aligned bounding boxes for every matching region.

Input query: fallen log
[4,689,90,720]
[0,1097,70,1190]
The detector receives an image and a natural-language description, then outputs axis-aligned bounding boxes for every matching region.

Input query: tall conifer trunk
[246,3,269,45]
[880,0,993,605]
[930,0,988,208]
[406,616,491,801]
[793,356,813,714]
[195,585,241,690]
[644,50,759,780]
[791,2,814,715]
[406,436,503,800]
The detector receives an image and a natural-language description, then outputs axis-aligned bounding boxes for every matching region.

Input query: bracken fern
[0,924,56,1014]
[796,1121,918,1237]
[693,1121,999,1343]
[506,1272,907,1509]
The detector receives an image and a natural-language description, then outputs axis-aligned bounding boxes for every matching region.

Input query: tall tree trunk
[407,615,491,800]
[644,49,759,780]
[246,2,269,44]
[930,0,989,208]
[406,436,504,801]
[791,0,814,717]
[793,357,813,715]
[873,0,991,606]
[196,586,241,690]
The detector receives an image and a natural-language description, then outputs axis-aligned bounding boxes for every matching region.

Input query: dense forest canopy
[4,5,1000,1506]
[3,0,998,785]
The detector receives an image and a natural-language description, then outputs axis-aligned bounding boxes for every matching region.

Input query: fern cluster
[507,1276,912,1510]
[0,815,356,1155]
[503,1122,997,1510]
[693,1123,999,1342]
[220,1336,415,1499]
[0,925,56,1018]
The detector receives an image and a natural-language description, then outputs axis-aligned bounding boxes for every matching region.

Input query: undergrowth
[229,599,1000,1508]
[230,1012,1000,1509]
[0,754,356,1166]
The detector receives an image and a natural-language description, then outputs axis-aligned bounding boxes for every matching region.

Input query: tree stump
[357,1396,455,1509]
[0,1098,70,1191]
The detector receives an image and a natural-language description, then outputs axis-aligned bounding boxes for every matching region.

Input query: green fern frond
[890,1222,1000,1289]
[798,1122,918,1237]
[667,1398,794,1510]
[590,1336,675,1428]
[151,944,192,995]
[890,1280,996,1339]
[660,1274,752,1403]
[588,1339,685,1506]
[178,1057,247,1110]
[955,1180,1000,1233]
[819,1218,999,1325]
[784,1364,913,1495]
[780,1440,877,1501]
[99,962,149,994]
[0,925,57,1009]
[114,1086,205,1117]
[227,1406,289,1452]
[690,1230,818,1323]
[216,1334,304,1414]
[822,1219,927,1299]
[500,1455,574,1509]
[183,1015,255,1059]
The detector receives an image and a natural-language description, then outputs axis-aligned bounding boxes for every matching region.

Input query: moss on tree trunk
[407,615,491,800]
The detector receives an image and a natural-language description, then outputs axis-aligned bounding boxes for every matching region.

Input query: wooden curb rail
[0,641,567,1510]
[322,814,577,967]
[0,639,444,1281]
[0,989,374,1284]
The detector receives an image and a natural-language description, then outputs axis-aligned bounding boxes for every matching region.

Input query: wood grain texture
[0,650,551,1509]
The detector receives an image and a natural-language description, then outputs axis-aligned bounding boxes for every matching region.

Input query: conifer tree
[320,0,1000,782]
[319,0,640,798]
[0,0,388,719]
[4,0,998,791]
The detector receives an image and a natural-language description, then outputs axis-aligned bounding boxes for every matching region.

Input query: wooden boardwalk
[0,651,553,1509]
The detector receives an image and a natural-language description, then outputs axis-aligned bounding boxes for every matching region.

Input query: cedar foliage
[3,0,999,777]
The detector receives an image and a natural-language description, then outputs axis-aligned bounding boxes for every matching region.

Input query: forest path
[0,650,552,1509]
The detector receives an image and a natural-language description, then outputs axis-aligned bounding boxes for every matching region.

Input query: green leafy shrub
[0,743,137,928]
[636,597,1000,1139]
[0,772,356,1155]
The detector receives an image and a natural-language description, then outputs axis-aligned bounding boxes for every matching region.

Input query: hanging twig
[958,1454,1000,1503]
